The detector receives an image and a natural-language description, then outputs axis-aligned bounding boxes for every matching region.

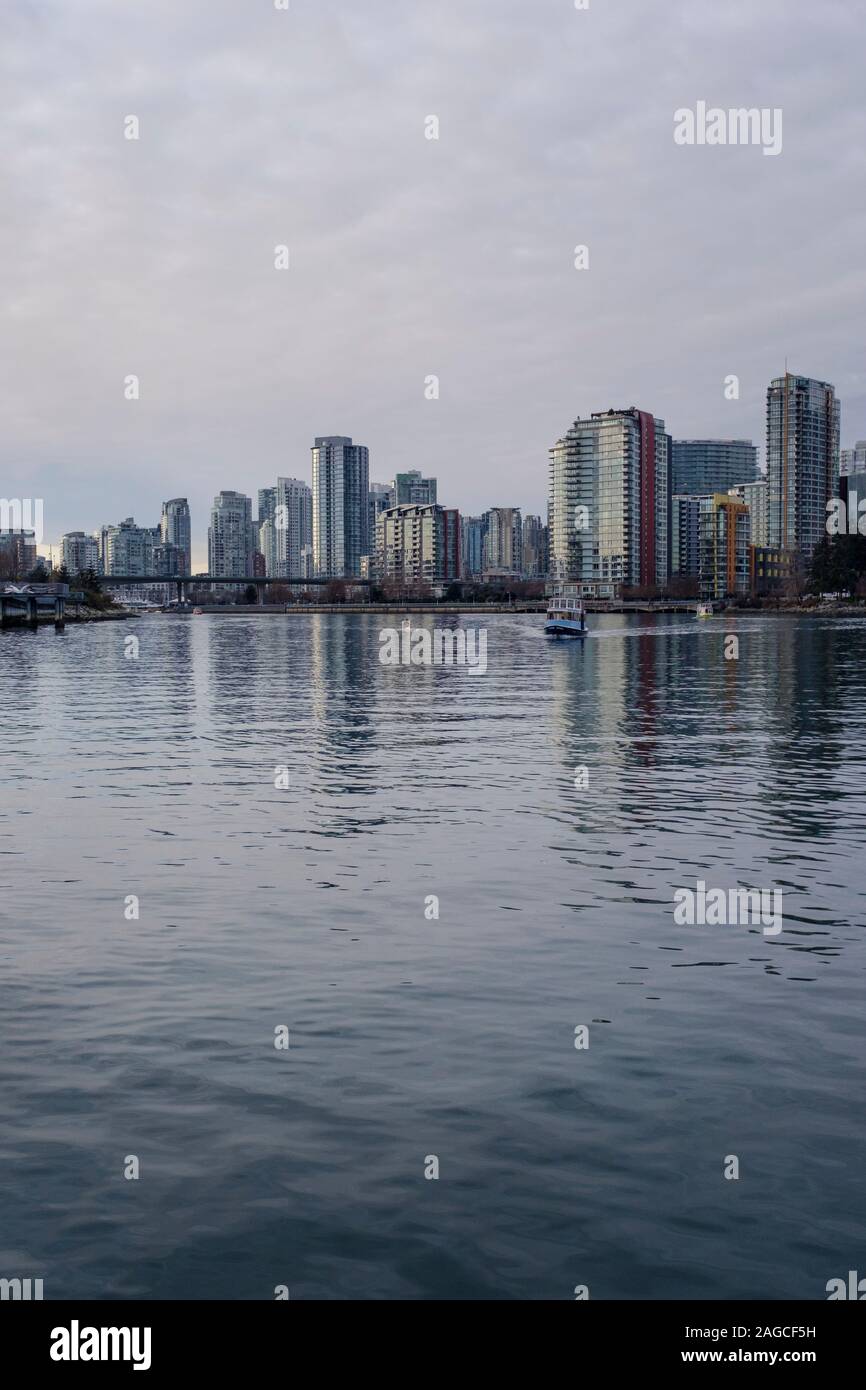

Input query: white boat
[545,592,587,638]
[695,601,713,619]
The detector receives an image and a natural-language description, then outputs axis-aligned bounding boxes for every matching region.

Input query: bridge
[102,575,372,603]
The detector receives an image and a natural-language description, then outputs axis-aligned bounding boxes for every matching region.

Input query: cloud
[1,0,863,563]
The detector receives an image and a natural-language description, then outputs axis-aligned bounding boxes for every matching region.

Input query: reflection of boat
[545,592,587,638]
[696,602,713,619]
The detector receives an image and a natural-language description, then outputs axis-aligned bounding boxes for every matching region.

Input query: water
[1,611,865,1300]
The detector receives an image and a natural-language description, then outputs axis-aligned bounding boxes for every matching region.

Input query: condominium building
[484,507,522,576]
[766,373,840,559]
[671,495,702,580]
[374,503,460,585]
[699,493,750,600]
[61,531,100,575]
[461,515,488,577]
[275,478,313,578]
[152,542,184,577]
[728,478,769,547]
[257,487,278,577]
[208,491,256,578]
[369,483,393,551]
[549,407,671,595]
[0,530,37,576]
[840,442,866,477]
[104,518,156,576]
[393,470,437,506]
[311,436,370,578]
[160,498,191,574]
[521,515,548,578]
[672,440,758,495]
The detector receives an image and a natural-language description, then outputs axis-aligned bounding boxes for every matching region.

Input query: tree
[808,535,866,596]
[324,579,347,604]
[243,584,258,605]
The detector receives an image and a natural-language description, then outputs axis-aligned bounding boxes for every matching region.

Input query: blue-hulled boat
[545,592,587,638]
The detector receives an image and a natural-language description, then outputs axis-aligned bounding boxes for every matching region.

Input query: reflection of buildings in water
[759,620,845,838]
[306,613,380,827]
[550,615,764,823]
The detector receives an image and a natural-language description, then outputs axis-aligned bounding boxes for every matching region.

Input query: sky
[2,0,864,570]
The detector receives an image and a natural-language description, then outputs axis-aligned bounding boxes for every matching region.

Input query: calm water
[1,611,865,1300]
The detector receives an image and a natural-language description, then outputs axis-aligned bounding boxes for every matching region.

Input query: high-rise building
[311,436,369,578]
[257,487,278,577]
[699,493,750,600]
[208,491,256,577]
[274,477,312,578]
[442,508,462,582]
[160,498,191,574]
[61,531,100,575]
[766,373,840,559]
[671,495,702,580]
[840,442,866,477]
[374,503,459,585]
[461,515,488,577]
[728,478,769,548]
[672,440,758,495]
[521,515,547,578]
[393,470,437,506]
[549,408,671,595]
[152,541,183,577]
[484,507,522,575]
[104,518,155,575]
[369,483,393,551]
[0,530,38,575]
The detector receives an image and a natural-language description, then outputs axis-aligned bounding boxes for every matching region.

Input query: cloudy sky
[2,0,864,568]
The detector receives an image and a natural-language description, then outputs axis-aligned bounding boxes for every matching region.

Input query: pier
[0,584,66,627]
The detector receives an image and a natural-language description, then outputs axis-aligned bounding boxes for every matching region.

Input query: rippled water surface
[1,611,865,1300]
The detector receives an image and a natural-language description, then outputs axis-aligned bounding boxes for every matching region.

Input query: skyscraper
[699,493,750,600]
[461,515,488,577]
[766,373,840,558]
[840,441,866,477]
[311,436,370,578]
[521,515,547,578]
[484,508,523,575]
[61,531,100,575]
[393,470,437,506]
[672,440,758,495]
[257,487,278,577]
[728,478,769,548]
[549,408,671,594]
[160,498,191,574]
[208,491,256,577]
[671,496,702,580]
[274,477,313,578]
[104,518,155,575]
[369,482,393,551]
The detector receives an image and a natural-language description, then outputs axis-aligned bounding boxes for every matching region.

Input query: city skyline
[29,369,846,580]
[3,0,863,570]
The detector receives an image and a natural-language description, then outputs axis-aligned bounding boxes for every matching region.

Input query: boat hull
[545,618,587,637]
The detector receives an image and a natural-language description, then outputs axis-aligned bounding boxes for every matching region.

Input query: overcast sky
[2,0,864,568]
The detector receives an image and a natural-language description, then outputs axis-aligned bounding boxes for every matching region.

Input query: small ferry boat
[192,606,204,616]
[545,592,587,638]
[695,601,713,619]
